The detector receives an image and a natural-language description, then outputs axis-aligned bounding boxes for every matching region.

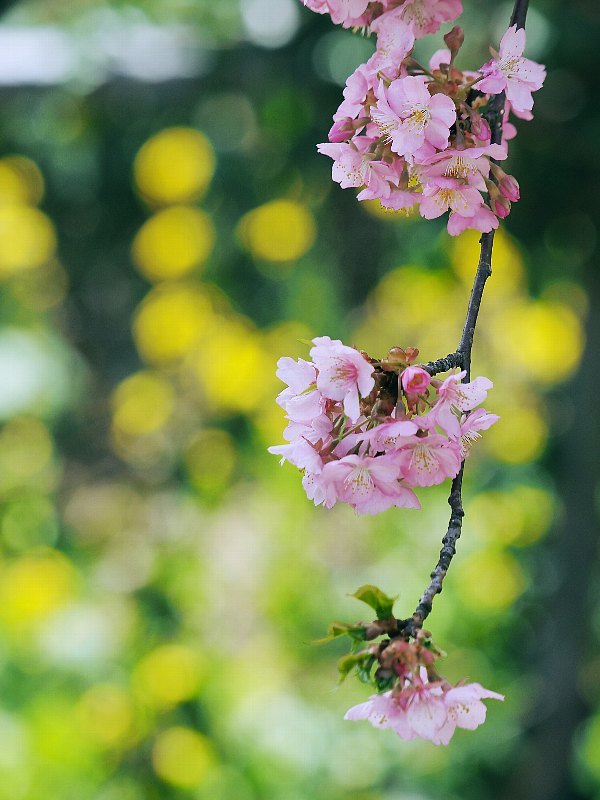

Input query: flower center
[332,358,358,387]
[443,156,477,180]
[346,466,373,497]
[499,55,523,77]
[405,106,431,132]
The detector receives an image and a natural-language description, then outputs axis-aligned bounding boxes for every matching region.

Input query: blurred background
[0,0,597,798]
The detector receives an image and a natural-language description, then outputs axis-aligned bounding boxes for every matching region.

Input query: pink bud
[499,172,520,202]
[490,194,511,219]
[443,26,464,57]
[328,118,354,143]
[401,366,431,396]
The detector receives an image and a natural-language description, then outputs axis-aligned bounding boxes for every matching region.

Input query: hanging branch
[397,0,531,638]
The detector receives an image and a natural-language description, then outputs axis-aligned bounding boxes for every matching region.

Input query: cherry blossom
[269,341,496,513]
[444,683,505,731]
[393,434,462,487]
[345,675,504,744]
[430,371,493,437]
[447,204,499,236]
[373,76,456,160]
[369,13,415,75]
[395,0,463,38]
[401,365,431,395]
[302,0,369,25]
[322,454,420,514]
[478,25,546,114]
[310,336,375,422]
[458,408,499,457]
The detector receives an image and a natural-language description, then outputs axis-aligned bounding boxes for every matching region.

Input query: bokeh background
[0,0,598,798]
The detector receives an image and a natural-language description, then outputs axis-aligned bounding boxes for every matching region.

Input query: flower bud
[401,366,431,396]
[490,193,511,219]
[443,26,464,58]
[499,172,520,202]
[328,118,354,143]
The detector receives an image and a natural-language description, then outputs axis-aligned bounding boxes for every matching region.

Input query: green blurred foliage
[0,1,597,799]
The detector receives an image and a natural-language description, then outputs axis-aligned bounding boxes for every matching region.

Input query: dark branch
[396,0,530,639]
[422,352,464,376]
[510,0,530,30]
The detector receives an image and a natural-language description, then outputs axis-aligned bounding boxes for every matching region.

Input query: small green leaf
[351,585,396,620]
[337,651,373,683]
[313,621,366,645]
[357,658,376,685]
[421,635,447,658]
[374,672,396,692]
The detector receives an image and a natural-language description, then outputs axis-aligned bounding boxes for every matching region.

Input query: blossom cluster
[301,0,545,233]
[345,633,503,745]
[269,337,497,514]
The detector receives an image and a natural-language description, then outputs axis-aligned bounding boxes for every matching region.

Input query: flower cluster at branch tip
[345,629,504,745]
[301,0,545,233]
[269,337,497,513]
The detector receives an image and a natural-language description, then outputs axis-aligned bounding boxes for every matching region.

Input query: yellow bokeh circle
[0,205,56,276]
[492,300,583,385]
[133,284,213,364]
[134,644,203,708]
[191,317,271,413]
[0,550,77,628]
[185,429,236,493]
[451,228,525,296]
[0,156,45,207]
[485,405,548,465]
[132,206,216,282]
[454,550,526,612]
[111,371,175,437]
[152,727,215,788]
[76,684,134,747]
[134,127,215,206]
[238,199,316,263]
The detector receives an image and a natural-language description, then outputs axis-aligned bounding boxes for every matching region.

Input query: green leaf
[421,635,447,659]
[357,658,376,685]
[351,585,396,620]
[337,651,373,683]
[313,621,366,645]
[374,672,396,692]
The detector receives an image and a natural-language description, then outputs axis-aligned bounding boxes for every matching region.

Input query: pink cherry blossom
[419,176,484,220]
[418,143,507,191]
[302,470,338,509]
[377,187,421,210]
[430,371,493,437]
[369,12,415,75]
[401,366,432,395]
[477,25,546,114]
[444,682,504,731]
[447,204,499,235]
[334,418,418,457]
[373,76,456,160]
[317,138,400,201]
[344,691,409,731]
[302,0,370,25]
[276,356,315,395]
[393,434,462,487]
[395,0,463,38]
[310,336,375,422]
[345,676,504,744]
[402,679,450,743]
[268,436,326,475]
[333,62,378,124]
[322,453,419,514]
[458,408,499,457]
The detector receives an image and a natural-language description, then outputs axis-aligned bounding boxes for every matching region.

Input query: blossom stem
[397,0,530,639]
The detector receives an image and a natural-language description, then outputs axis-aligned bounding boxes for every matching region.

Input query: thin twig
[397,0,530,638]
